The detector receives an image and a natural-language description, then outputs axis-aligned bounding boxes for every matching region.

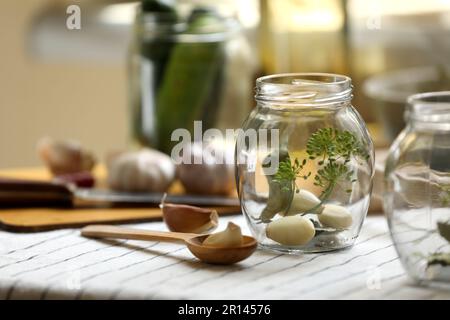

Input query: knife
[0,177,240,208]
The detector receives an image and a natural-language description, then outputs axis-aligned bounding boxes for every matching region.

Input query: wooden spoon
[81,225,257,265]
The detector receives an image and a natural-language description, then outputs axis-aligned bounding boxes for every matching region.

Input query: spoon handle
[81,225,197,243]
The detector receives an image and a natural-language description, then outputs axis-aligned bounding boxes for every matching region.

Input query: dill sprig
[273,158,311,192]
[314,162,355,198]
[308,128,367,199]
[272,128,368,200]
[307,128,369,164]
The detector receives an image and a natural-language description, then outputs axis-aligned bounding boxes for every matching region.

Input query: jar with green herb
[385,92,450,286]
[235,73,374,253]
[128,1,253,154]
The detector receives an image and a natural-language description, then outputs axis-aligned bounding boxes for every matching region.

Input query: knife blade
[73,188,240,207]
[0,177,240,208]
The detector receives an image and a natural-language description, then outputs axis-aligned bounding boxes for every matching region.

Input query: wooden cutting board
[0,167,239,232]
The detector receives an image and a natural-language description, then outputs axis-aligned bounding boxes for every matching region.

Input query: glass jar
[235,73,374,254]
[128,5,253,154]
[385,91,450,286]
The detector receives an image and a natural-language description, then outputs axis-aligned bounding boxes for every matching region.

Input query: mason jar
[235,73,375,254]
[128,5,253,154]
[385,91,450,286]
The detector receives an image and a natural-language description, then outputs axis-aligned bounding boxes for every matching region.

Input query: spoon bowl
[186,235,257,265]
[81,225,257,265]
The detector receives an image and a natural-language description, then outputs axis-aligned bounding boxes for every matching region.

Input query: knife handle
[0,177,73,208]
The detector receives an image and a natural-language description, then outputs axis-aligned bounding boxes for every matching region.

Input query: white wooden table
[1,215,449,300]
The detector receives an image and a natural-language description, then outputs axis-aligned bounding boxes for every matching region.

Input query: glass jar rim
[406,91,450,125]
[255,73,353,108]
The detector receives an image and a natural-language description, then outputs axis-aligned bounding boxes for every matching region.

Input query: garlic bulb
[285,189,322,215]
[203,222,243,247]
[177,141,235,195]
[37,137,96,175]
[107,149,175,192]
[266,216,315,246]
[318,204,353,229]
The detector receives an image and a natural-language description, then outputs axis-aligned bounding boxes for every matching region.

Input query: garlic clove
[266,216,315,246]
[285,189,322,215]
[318,204,353,229]
[203,222,243,247]
[160,195,219,234]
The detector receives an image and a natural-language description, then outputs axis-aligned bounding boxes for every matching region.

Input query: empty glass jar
[385,91,450,286]
[235,73,374,254]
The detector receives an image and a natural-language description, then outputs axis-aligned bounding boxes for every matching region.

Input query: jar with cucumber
[129,0,252,154]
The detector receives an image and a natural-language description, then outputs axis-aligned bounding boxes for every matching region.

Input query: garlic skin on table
[203,222,243,248]
[318,204,353,229]
[266,216,315,246]
[160,195,218,233]
[37,137,96,175]
[107,149,175,192]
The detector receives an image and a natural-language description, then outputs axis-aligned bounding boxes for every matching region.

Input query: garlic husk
[177,141,235,195]
[318,204,353,229]
[160,196,219,233]
[203,222,243,247]
[266,216,315,246]
[107,149,175,192]
[37,137,96,175]
[285,189,322,216]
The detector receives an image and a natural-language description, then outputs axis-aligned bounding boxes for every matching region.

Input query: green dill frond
[273,157,310,192]
[306,128,369,162]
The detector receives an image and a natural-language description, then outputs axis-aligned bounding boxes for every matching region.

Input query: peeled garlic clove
[160,196,218,233]
[37,137,96,175]
[318,204,353,229]
[203,222,243,247]
[285,189,322,215]
[266,216,315,246]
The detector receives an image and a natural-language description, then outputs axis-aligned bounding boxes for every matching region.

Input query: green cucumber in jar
[131,0,178,146]
[155,9,227,153]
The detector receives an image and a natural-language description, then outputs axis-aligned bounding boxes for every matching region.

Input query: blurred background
[1,0,450,168]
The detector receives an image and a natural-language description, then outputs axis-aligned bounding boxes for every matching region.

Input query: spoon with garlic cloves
[81,223,257,265]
